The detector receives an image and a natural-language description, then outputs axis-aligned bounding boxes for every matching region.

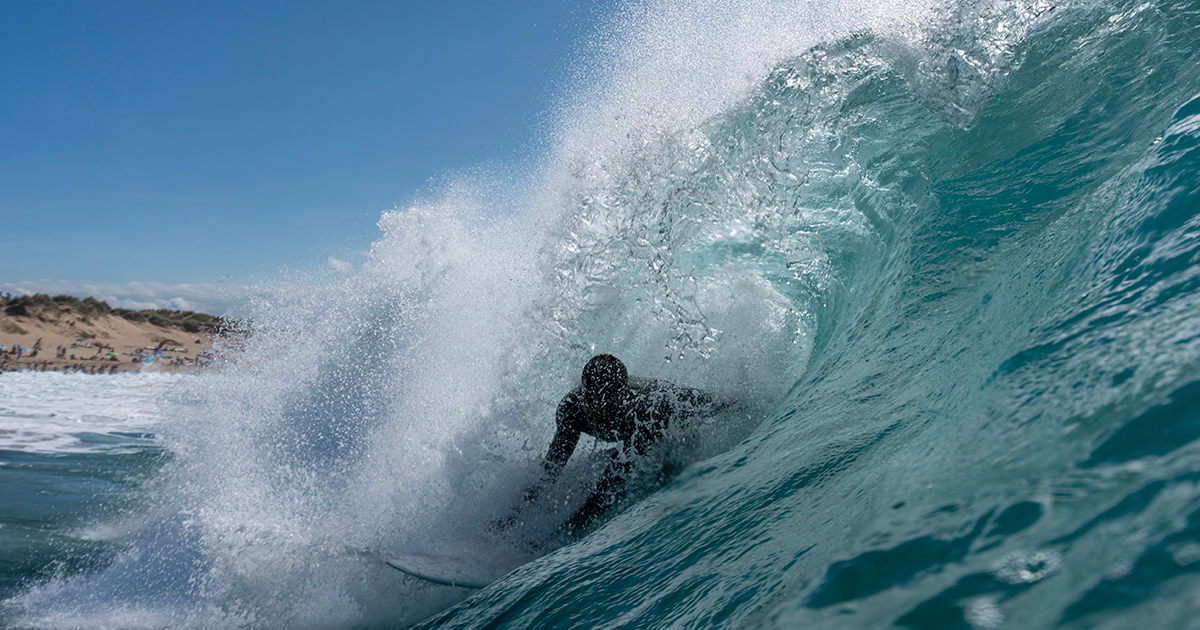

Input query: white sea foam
[0,371,181,455]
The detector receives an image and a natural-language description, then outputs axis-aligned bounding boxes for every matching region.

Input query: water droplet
[990,550,1062,584]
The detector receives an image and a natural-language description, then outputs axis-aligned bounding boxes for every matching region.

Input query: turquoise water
[5,0,1200,628]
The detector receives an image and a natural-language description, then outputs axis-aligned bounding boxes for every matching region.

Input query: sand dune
[1,295,225,373]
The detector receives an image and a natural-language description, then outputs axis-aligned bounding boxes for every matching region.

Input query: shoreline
[2,294,228,375]
[0,354,209,375]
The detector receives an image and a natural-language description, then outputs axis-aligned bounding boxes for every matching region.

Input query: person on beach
[501,354,733,534]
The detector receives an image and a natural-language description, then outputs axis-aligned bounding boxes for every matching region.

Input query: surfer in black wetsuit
[535,354,731,533]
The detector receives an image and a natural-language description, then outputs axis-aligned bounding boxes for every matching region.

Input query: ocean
[4,0,1200,627]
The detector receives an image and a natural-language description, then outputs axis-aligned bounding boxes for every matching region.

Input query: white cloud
[0,280,249,315]
[327,256,354,275]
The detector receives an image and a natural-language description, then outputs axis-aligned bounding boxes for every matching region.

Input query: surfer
[505,354,732,534]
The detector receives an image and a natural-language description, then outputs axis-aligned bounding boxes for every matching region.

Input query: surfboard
[384,548,518,589]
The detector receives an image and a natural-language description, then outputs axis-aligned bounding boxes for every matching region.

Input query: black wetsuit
[545,377,720,532]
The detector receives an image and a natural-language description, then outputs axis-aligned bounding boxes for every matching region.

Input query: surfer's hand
[693,390,736,413]
[712,395,738,412]
[487,483,542,532]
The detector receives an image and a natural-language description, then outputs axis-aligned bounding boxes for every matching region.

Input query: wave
[6,0,1200,628]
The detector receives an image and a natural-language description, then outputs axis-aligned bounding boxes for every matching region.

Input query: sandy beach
[1,295,222,373]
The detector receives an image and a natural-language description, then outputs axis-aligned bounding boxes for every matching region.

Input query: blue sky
[1,1,608,311]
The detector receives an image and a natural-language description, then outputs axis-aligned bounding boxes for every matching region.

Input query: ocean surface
[4,0,1200,627]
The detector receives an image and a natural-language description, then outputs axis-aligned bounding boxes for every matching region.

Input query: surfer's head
[582,354,628,413]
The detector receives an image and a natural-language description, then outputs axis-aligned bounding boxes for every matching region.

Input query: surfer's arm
[542,400,583,481]
[562,452,630,533]
[489,400,582,532]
